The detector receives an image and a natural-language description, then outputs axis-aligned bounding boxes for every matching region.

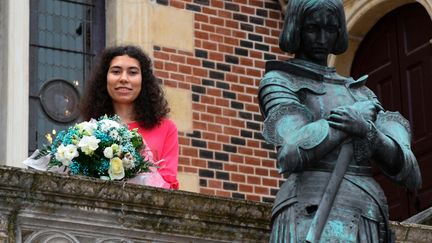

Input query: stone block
[165,87,193,132]
[106,1,194,56]
[106,0,152,54]
[391,221,432,243]
[151,5,194,52]
[178,172,200,193]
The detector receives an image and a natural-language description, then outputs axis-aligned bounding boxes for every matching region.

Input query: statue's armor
[259,59,421,242]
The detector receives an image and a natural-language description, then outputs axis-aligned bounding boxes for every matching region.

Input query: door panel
[351,3,432,220]
[351,8,408,220]
[396,4,432,215]
[352,12,403,112]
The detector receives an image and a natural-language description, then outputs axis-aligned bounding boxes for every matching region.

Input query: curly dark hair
[80,45,169,129]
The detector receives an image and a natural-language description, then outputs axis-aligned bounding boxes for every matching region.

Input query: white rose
[103,147,114,159]
[78,135,100,155]
[76,121,97,135]
[64,144,79,161]
[122,152,135,169]
[55,144,78,166]
[108,157,125,180]
[54,144,67,164]
[99,119,120,132]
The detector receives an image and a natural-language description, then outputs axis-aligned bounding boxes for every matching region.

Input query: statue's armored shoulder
[260,61,326,95]
[348,75,379,101]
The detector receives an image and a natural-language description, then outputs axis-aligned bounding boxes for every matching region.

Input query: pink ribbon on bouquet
[127,137,170,189]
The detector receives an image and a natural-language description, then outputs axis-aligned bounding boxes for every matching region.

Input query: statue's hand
[350,100,381,122]
[327,106,371,138]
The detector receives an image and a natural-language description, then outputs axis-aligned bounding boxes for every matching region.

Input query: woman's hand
[327,106,371,138]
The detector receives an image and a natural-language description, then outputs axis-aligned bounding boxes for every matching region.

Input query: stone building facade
[1,0,431,213]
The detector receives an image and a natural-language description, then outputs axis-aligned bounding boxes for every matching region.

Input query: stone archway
[331,0,432,76]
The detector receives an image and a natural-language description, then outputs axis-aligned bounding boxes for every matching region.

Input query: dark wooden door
[351,3,432,221]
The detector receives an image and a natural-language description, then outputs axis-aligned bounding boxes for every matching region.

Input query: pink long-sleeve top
[128,119,179,189]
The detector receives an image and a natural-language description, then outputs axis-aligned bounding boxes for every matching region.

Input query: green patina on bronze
[259,0,422,242]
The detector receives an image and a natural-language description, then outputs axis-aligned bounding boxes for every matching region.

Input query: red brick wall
[153,0,287,203]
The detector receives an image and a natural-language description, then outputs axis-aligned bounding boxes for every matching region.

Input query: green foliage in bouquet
[39,115,153,180]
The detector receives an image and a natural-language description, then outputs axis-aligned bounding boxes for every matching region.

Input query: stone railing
[0,166,270,242]
[1,165,431,242]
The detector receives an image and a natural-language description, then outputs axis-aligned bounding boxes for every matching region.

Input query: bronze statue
[258,0,422,242]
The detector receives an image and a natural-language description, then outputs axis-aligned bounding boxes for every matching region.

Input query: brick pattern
[153,0,288,203]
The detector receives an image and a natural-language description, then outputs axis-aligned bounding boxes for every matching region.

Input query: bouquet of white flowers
[24,115,154,181]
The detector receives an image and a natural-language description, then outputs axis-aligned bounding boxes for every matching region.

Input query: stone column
[0,0,8,167]
[0,0,29,167]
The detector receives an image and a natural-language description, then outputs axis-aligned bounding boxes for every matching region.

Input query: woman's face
[107,55,142,106]
[297,8,339,65]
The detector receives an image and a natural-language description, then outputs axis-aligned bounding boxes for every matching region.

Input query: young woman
[81,45,179,189]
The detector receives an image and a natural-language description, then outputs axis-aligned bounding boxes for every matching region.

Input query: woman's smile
[115,87,133,92]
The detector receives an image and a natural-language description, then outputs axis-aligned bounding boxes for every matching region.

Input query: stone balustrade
[0,165,431,242]
[0,166,270,242]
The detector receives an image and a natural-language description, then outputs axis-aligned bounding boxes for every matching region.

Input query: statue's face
[297,9,339,65]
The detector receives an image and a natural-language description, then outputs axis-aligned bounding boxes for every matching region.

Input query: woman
[81,45,179,190]
[259,0,421,242]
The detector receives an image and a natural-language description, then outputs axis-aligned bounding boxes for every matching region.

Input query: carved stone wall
[0,166,270,242]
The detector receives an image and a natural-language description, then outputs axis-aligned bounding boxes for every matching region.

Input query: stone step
[391,221,432,243]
